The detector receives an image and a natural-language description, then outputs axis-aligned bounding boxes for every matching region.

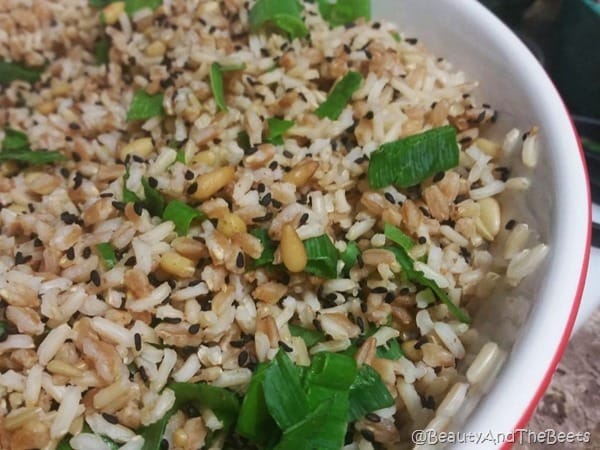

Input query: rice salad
[0,0,549,449]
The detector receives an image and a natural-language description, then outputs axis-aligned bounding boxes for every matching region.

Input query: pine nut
[102,1,125,25]
[24,172,61,195]
[474,138,500,157]
[46,360,83,377]
[475,197,501,241]
[145,41,167,57]
[159,252,196,278]
[171,237,206,260]
[280,223,307,273]
[401,340,423,362]
[4,407,41,431]
[35,101,56,115]
[119,138,154,161]
[282,160,318,187]
[192,166,235,201]
[217,212,247,237]
[192,151,216,166]
[173,428,188,447]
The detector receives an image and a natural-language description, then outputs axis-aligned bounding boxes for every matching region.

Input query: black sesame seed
[33,238,43,247]
[102,413,119,424]
[357,316,365,333]
[134,333,142,351]
[361,429,376,442]
[421,394,436,410]
[90,270,101,287]
[405,37,418,45]
[268,161,278,170]
[124,256,137,266]
[459,136,473,145]
[73,172,83,189]
[399,287,410,296]
[132,155,144,163]
[160,438,169,450]
[60,167,70,178]
[257,183,266,193]
[365,111,374,120]
[100,192,113,198]
[419,207,431,218]
[163,317,182,324]
[238,350,250,367]
[236,252,245,268]
[384,292,395,303]
[271,199,282,209]
[66,247,75,260]
[433,171,445,183]
[138,365,149,382]
[418,236,427,245]
[313,318,323,333]
[372,21,381,29]
[185,170,195,180]
[14,252,26,265]
[68,122,80,130]
[299,213,309,226]
[384,192,395,204]
[366,412,381,422]
[259,192,272,206]
[505,219,517,230]
[343,44,351,54]
[230,339,246,348]
[298,92,308,102]
[112,201,125,211]
[188,323,200,334]
[133,202,143,216]
[278,341,293,352]
[252,212,273,223]
[148,177,158,188]
[360,302,368,313]
[186,182,198,195]
[167,279,176,289]
[371,286,387,294]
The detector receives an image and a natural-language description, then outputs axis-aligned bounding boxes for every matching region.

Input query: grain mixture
[0,1,548,449]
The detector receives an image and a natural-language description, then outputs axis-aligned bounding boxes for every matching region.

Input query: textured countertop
[514,306,600,449]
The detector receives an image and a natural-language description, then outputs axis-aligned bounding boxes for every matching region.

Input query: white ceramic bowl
[372,0,591,447]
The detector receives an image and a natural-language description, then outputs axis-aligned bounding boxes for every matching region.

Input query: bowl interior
[373,0,589,442]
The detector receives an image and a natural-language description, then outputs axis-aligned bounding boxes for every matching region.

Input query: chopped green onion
[249,0,308,39]
[56,438,73,450]
[210,63,246,112]
[140,177,165,217]
[303,234,339,279]
[162,200,206,236]
[317,0,371,27]
[385,245,471,323]
[89,0,113,6]
[368,125,460,189]
[348,364,395,421]
[169,382,241,428]
[263,351,310,430]
[274,394,348,450]
[249,228,277,269]
[376,338,404,360]
[304,352,357,392]
[315,71,363,120]
[95,243,117,269]
[288,324,325,348]
[0,128,65,165]
[125,0,162,14]
[2,128,28,151]
[0,58,43,86]
[266,118,294,145]
[175,148,186,164]
[384,223,415,251]
[138,408,174,450]
[391,31,402,42]
[126,90,164,121]
[236,364,281,446]
[94,36,111,65]
[340,241,360,276]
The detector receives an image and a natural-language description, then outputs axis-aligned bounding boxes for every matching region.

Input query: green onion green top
[140,177,165,217]
[125,0,162,14]
[315,71,363,120]
[249,0,308,39]
[210,63,246,112]
[288,324,326,348]
[384,222,415,251]
[126,90,165,121]
[266,118,295,145]
[95,243,117,269]
[368,125,460,188]
[304,234,339,279]
[249,228,277,269]
[162,200,207,236]
[0,128,66,165]
[0,59,44,86]
[317,0,371,27]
